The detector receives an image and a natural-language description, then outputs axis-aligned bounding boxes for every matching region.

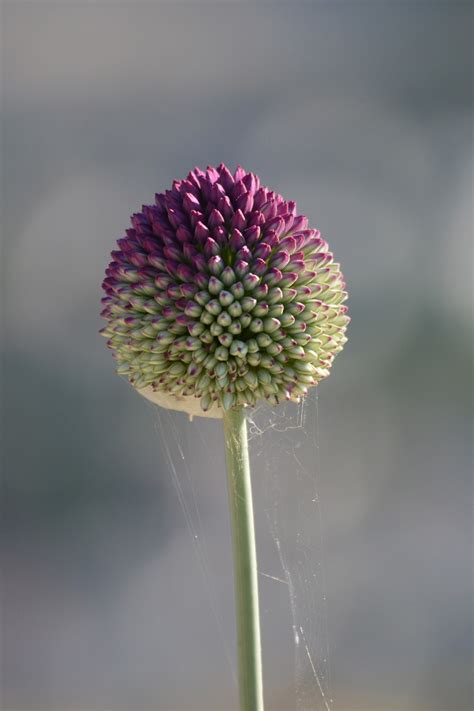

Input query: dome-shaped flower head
[101,164,349,418]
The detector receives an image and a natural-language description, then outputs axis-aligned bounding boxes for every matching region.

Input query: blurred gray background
[2,1,473,710]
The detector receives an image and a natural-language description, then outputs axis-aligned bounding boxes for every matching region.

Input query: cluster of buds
[101,164,349,417]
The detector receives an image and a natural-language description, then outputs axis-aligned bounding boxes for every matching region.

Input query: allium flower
[101,164,349,417]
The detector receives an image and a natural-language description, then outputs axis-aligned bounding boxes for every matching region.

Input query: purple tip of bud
[313,252,332,266]
[243,225,261,246]
[164,260,179,278]
[161,305,175,319]
[195,273,209,289]
[208,275,223,291]
[279,271,299,287]
[236,245,252,262]
[290,233,306,251]
[253,258,268,276]
[204,237,220,257]
[242,172,259,195]
[182,192,201,213]
[243,272,260,290]
[253,188,267,209]
[210,181,226,203]
[176,264,194,282]
[191,254,207,272]
[189,209,204,229]
[263,267,283,286]
[261,200,278,220]
[167,208,188,230]
[279,236,297,253]
[217,163,234,191]
[194,221,210,242]
[129,252,148,268]
[185,300,201,317]
[176,314,189,326]
[218,195,234,220]
[154,192,166,209]
[235,260,250,278]
[206,165,220,182]
[208,208,225,229]
[254,283,269,298]
[208,255,224,275]
[230,229,245,251]
[176,225,193,243]
[183,242,198,260]
[163,245,182,263]
[211,225,227,244]
[254,242,272,260]
[234,165,246,181]
[148,254,167,271]
[265,216,285,236]
[198,178,213,202]
[272,251,291,269]
[233,187,248,207]
[248,210,265,228]
[289,260,306,273]
[167,284,182,299]
[291,215,309,232]
[175,297,188,311]
[231,209,246,230]
[236,191,254,214]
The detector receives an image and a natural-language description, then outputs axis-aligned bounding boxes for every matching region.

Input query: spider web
[152,389,332,711]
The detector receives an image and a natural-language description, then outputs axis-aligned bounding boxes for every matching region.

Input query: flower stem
[223,407,264,711]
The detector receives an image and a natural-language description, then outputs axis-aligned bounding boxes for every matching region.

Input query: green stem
[223,407,264,711]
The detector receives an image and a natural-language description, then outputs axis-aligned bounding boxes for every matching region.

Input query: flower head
[101,164,349,417]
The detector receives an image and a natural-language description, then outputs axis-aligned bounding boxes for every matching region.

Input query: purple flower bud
[148,254,167,271]
[236,191,254,214]
[176,264,194,282]
[231,209,246,231]
[218,195,234,220]
[210,182,226,203]
[242,172,259,195]
[208,255,225,276]
[183,192,201,213]
[194,221,210,243]
[272,251,291,269]
[176,225,193,243]
[261,201,278,220]
[217,163,234,191]
[248,211,265,228]
[291,215,309,232]
[185,301,202,318]
[236,245,252,262]
[189,209,204,229]
[253,258,268,276]
[243,225,261,246]
[254,242,272,260]
[208,209,225,230]
[277,269,298,289]
[203,237,219,257]
[208,276,224,295]
[254,283,269,299]
[235,260,250,278]
[230,229,245,251]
